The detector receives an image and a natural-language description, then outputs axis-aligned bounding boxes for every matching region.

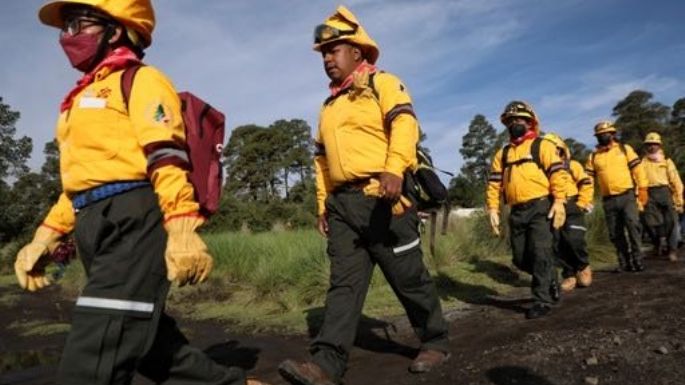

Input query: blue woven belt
[72,181,150,210]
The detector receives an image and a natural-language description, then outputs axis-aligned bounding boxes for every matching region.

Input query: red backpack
[121,65,225,217]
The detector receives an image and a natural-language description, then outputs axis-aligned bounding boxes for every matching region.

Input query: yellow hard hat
[313,6,380,64]
[39,0,155,48]
[593,120,617,136]
[644,132,662,145]
[500,100,539,133]
[543,132,570,159]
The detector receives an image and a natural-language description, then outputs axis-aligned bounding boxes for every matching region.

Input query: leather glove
[488,209,500,236]
[14,226,62,292]
[638,187,649,208]
[548,199,566,230]
[164,215,213,286]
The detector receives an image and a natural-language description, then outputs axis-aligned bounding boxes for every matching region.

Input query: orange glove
[164,215,213,286]
[638,187,649,209]
[14,226,62,292]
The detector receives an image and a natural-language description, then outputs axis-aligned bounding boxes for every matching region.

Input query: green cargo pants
[643,185,677,251]
[57,187,245,385]
[310,189,449,382]
[508,197,557,305]
[602,190,644,271]
[553,197,590,277]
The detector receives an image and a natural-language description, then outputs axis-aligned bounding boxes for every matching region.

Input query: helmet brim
[38,0,94,28]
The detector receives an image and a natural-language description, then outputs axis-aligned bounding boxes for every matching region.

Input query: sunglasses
[61,10,111,36]
[314,24,357,45]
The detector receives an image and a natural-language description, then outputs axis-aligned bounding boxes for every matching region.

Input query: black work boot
[615,252,630,273]
[631,253,645,272]
[549,276,561,302]
[526,303,552,319]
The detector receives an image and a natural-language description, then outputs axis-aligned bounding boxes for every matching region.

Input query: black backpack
[404,147,452,211]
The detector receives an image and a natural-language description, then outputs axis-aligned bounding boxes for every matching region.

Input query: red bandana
[60,46,142,112]
[510,129,538,145]
[329,60,377,97]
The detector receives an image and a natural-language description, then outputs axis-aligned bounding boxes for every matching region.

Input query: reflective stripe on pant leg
[560,207,590,271]
[373,208,448,352]
[59,188,167,384]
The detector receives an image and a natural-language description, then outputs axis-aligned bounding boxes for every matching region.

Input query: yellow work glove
[677,204,684,214]
[548,199,566,230]
[14,226,62,292]
[391,195,413,216]
[578,202,594,214]
[164,215,213,287]
[638,187,649,208]
[488,209,500,236]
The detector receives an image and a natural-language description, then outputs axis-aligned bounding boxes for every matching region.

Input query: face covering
[59,32,104,72]
[508,123,527,139]
[596,133,612,146]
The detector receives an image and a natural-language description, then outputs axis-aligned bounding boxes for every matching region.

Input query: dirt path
[2,257,684,385]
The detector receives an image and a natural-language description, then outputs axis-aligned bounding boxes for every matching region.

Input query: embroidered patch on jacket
[146,102,173,125]
[96,87,112,99]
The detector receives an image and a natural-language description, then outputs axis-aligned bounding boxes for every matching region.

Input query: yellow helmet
[500,100,539,133]
[39,0,155,48]
[313,6,380,64]
[644,132,662,145]
[593,120,617,136]
[543,132,570,159]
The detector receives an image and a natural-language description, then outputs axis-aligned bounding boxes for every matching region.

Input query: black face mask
[508,123,527,139]
[596,133,613,146]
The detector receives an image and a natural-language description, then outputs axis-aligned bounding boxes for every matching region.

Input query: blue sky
[1,0,684,179]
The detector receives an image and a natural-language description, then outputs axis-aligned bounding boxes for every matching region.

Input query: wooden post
[429,210,438,257]
[441,202,450,235]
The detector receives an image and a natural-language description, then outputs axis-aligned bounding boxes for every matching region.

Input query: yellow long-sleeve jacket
[642,152,684,208]
[567,159,594,209]
[42,65,199,234]
[585,142,647,197]
[314,71,418,215]
[486,137,571,211]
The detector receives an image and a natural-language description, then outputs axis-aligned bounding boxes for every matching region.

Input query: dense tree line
[448,90,685,207]
[2,89,684,240]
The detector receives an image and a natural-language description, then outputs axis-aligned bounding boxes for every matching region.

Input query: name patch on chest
[78,97,107,109]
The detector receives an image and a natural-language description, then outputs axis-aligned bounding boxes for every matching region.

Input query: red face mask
[59,32,105,72]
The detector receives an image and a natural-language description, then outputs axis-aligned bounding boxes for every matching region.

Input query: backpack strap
[501,143,511,170]
[120,64,144,111]
[501,137,544,170]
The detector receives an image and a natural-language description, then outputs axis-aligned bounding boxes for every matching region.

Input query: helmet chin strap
[87,24,116,72]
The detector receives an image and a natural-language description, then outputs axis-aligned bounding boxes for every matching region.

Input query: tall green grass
[15,204,621,333]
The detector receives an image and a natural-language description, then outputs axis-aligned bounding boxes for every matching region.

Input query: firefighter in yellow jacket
[487,101,572,319]
[278,6,449,385]
[585,121,648,272]
[544,133,594,292]
[641,132,683,261]
[14,1,267,384]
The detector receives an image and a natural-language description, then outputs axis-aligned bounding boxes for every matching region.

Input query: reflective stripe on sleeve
[488,172,503,182]
[569,225,587,232]
[76,296,154,313]
[147,148,189,167]
[393,238,420,254]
